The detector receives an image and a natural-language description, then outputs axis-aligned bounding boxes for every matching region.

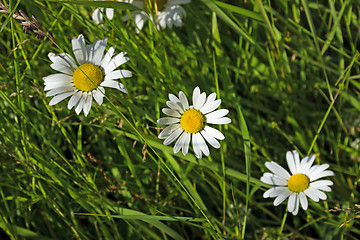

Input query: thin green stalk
[277,209,288,240]
[301,0,333,101]
[212,52,226,234]
[238,105,251,240]
[307,53,358,155]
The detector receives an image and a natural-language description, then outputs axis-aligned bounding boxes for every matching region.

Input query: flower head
[43,34,132,116]
[157,87,231,158]
[92,0,121,25]
[129,0,190,32]
[261,150,334,215]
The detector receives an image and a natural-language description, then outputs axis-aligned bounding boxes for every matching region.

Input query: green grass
[0,0,360,239]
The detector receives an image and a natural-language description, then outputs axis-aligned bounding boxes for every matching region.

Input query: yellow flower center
[180,109,205,134]
[73,64,104,92]
[287,174,310,193]
[144,0,167,12]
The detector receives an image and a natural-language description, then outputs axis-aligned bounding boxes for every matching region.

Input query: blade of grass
[237,105,251,240]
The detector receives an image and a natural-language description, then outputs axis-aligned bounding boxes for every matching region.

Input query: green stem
[277,208,288,240]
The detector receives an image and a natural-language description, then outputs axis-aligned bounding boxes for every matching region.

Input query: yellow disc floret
[144,0,167,12]
[180,109,205,134]
[73,64,104,92]
[287,174,310,193]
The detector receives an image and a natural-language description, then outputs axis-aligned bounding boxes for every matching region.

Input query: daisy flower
[157,86,231,159]
[43,34,132,116]
[261,150,334,215]
[92,0,120,25]
[129,0,190,32]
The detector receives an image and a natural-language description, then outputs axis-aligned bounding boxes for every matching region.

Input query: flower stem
[277,208,288,240]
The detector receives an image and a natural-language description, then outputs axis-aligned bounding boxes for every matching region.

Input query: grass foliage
[0,0,360,239]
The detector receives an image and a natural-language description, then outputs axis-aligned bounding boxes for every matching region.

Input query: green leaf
[55,0,141,11]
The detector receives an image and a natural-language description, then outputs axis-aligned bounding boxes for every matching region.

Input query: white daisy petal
[173,131,188,154]
[303,188,320,202]
[134,11,148,32]
[92,8,103,25]
[104,70,132,81]
[200,99,221,115]
[200,129,220,149]
[87,44,95,64]
[92,87,104,105]
[68,91,82,110]
[100,80,128,93]
[169,93,180,103]
[194,92,206,110]
[265,161,291,180]
[105,8,114,20]
[50,62,73,75]
[299,154,315,174]
[158,124,181,139]
[60,54,77,70]
[49,91,74,106]
[178,91,189,110]
[273,190,292,206]
[181,132,191,155]
[287,193,298,213]
[44,82,74,91]
[198,134,210,157]
[307,164,331,177]
[205,109,229,121]
[128,0,190,32]
[46,87,77,97]
[85,44,92,60]
[72,34,87,65]
[83,93,93,117]
[206,117,231,125]
[163,127,183,146]
[315,189,327,200]
[286,150,300,175]
[192,132,203,159]
[166,101,184,113]
[162,108,181,118]
[308,164,333,181]
[193,132,209,158]
[48,53,76,71]
[309,170,334,181]
[260,173,288,186]
[310,184,332,192]
[291,201,300,215]
[203,126,224,140]
[299,192,308,210]
[309,180,333,188]
[43,73,73,84]
[100,46,115,67]
[75,92,87,115]
[266,187,289,198]
[263,188,278,198]
[192,87,200,107]
[157,117,180,125]
[104,52,129,75]
[92,38,108,66]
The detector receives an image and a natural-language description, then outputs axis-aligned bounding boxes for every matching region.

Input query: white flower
[261,150,334,215]
[43,34,132,116]
[92,0,120,25]
[157,86,231,159]
[129,0,190,32]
